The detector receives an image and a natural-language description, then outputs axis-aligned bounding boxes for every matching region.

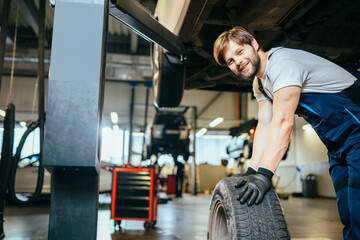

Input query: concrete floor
[3,193,343,240]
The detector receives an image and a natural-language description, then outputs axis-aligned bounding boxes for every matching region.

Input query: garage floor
[3,193,342,239]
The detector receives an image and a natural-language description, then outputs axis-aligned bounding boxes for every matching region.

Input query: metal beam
[38,0,45,160]
[109,0,190,55]
[128,85,135,164]
[0,0,11,92]
[19,0,39,37]
[190,106,197,195]
[43,0,108,239]
[141,86,150,159]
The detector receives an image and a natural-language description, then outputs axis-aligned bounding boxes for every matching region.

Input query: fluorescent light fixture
[20,122,27,128]
[302,124,314,133]
[110,112,118,124]
[112,124,119,131]
[0,109,5,117]
[196,128,207,138]
[133,132,144,137]
[209,117,224,128]
[202,135,231,139]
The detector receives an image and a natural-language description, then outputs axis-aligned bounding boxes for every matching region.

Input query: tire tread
[208,177,290,240]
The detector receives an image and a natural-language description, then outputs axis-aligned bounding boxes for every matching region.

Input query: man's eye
[227,60,233,65]
[237,50,242,55]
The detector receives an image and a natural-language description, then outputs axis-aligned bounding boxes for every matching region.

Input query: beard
[236,51,260,81]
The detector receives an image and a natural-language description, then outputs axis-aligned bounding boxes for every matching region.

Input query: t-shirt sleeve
[252,77,268,102]
[268,57,305,93]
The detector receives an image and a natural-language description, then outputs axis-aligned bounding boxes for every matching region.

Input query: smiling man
[214,26,360,239]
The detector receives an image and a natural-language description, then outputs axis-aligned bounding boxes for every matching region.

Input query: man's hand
[235,167,273,206]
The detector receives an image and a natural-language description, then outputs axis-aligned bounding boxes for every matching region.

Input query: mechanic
[174,159,185,197]
[213,26,360,239]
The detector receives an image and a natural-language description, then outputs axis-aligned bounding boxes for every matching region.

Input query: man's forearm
[249,121,270,169]
[259,116,293,172]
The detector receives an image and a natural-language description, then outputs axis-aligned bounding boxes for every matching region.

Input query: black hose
[8,121,44,207]
[0,103,16,239]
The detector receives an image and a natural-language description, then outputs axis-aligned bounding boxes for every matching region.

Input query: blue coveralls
[295,79,360,239]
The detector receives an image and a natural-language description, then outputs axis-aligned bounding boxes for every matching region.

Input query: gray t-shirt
[253,47,357,101]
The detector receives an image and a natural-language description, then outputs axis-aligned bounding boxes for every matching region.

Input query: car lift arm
[109,0,190,56]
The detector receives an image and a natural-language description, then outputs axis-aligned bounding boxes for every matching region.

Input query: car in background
[226,119,258,162]
[143,107,190,161]
[226,118,290,163]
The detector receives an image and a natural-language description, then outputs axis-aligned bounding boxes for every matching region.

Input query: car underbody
[174,0,360,92]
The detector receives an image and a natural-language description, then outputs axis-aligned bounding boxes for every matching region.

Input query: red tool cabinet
[110,167,158,230]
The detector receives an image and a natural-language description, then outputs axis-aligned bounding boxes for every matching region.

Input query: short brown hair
[213,26,254,66]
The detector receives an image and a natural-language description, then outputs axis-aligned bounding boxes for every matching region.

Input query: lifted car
[152,0,360,107]
[143,107,190,161]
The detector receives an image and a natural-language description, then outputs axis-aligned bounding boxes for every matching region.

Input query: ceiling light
[0,109,5,117]
[209,117,224,128]
[110,112,118,124]
[196,128,207,138]
[20,122,27,128]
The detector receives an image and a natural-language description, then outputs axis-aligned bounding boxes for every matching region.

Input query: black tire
[152,43,185,108]
[242,142,252,159]
[208,177,290,240]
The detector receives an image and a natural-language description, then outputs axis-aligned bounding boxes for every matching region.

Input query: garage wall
[0,76,49,122]
[102,82,241,131]
[102,81,156,130]
[181,89,238,129]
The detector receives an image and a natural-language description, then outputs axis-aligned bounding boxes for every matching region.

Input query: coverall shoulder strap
[257,78,270,99]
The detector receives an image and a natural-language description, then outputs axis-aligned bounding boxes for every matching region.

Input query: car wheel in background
[152,43,185,108]
[208,177,290,240]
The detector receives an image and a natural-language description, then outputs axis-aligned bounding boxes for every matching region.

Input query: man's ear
[251,38,260,51]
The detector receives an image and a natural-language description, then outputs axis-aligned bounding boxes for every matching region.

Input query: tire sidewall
[208,177,290,240]
[208,180,237,240]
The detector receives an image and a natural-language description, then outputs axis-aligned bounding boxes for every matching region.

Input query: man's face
[223,39,260,80]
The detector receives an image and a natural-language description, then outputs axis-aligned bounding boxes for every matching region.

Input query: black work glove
[235,167,273,206]
[233,166,257,177]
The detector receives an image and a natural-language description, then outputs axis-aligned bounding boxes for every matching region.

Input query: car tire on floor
[207,176,290,240]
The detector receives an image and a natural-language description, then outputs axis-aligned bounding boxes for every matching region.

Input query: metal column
[38,0,45,154]
[190,106,197,195]
[0,0,11,91]
[141,85,150,159]
[128,84,135,164]
[43,1,108,239]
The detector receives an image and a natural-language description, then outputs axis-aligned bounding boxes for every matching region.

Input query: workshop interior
[0,0,359,239]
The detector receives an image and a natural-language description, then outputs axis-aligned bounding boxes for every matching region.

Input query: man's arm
[259,86,301,172]
[249,99,273,169]
[235,86,301,206]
